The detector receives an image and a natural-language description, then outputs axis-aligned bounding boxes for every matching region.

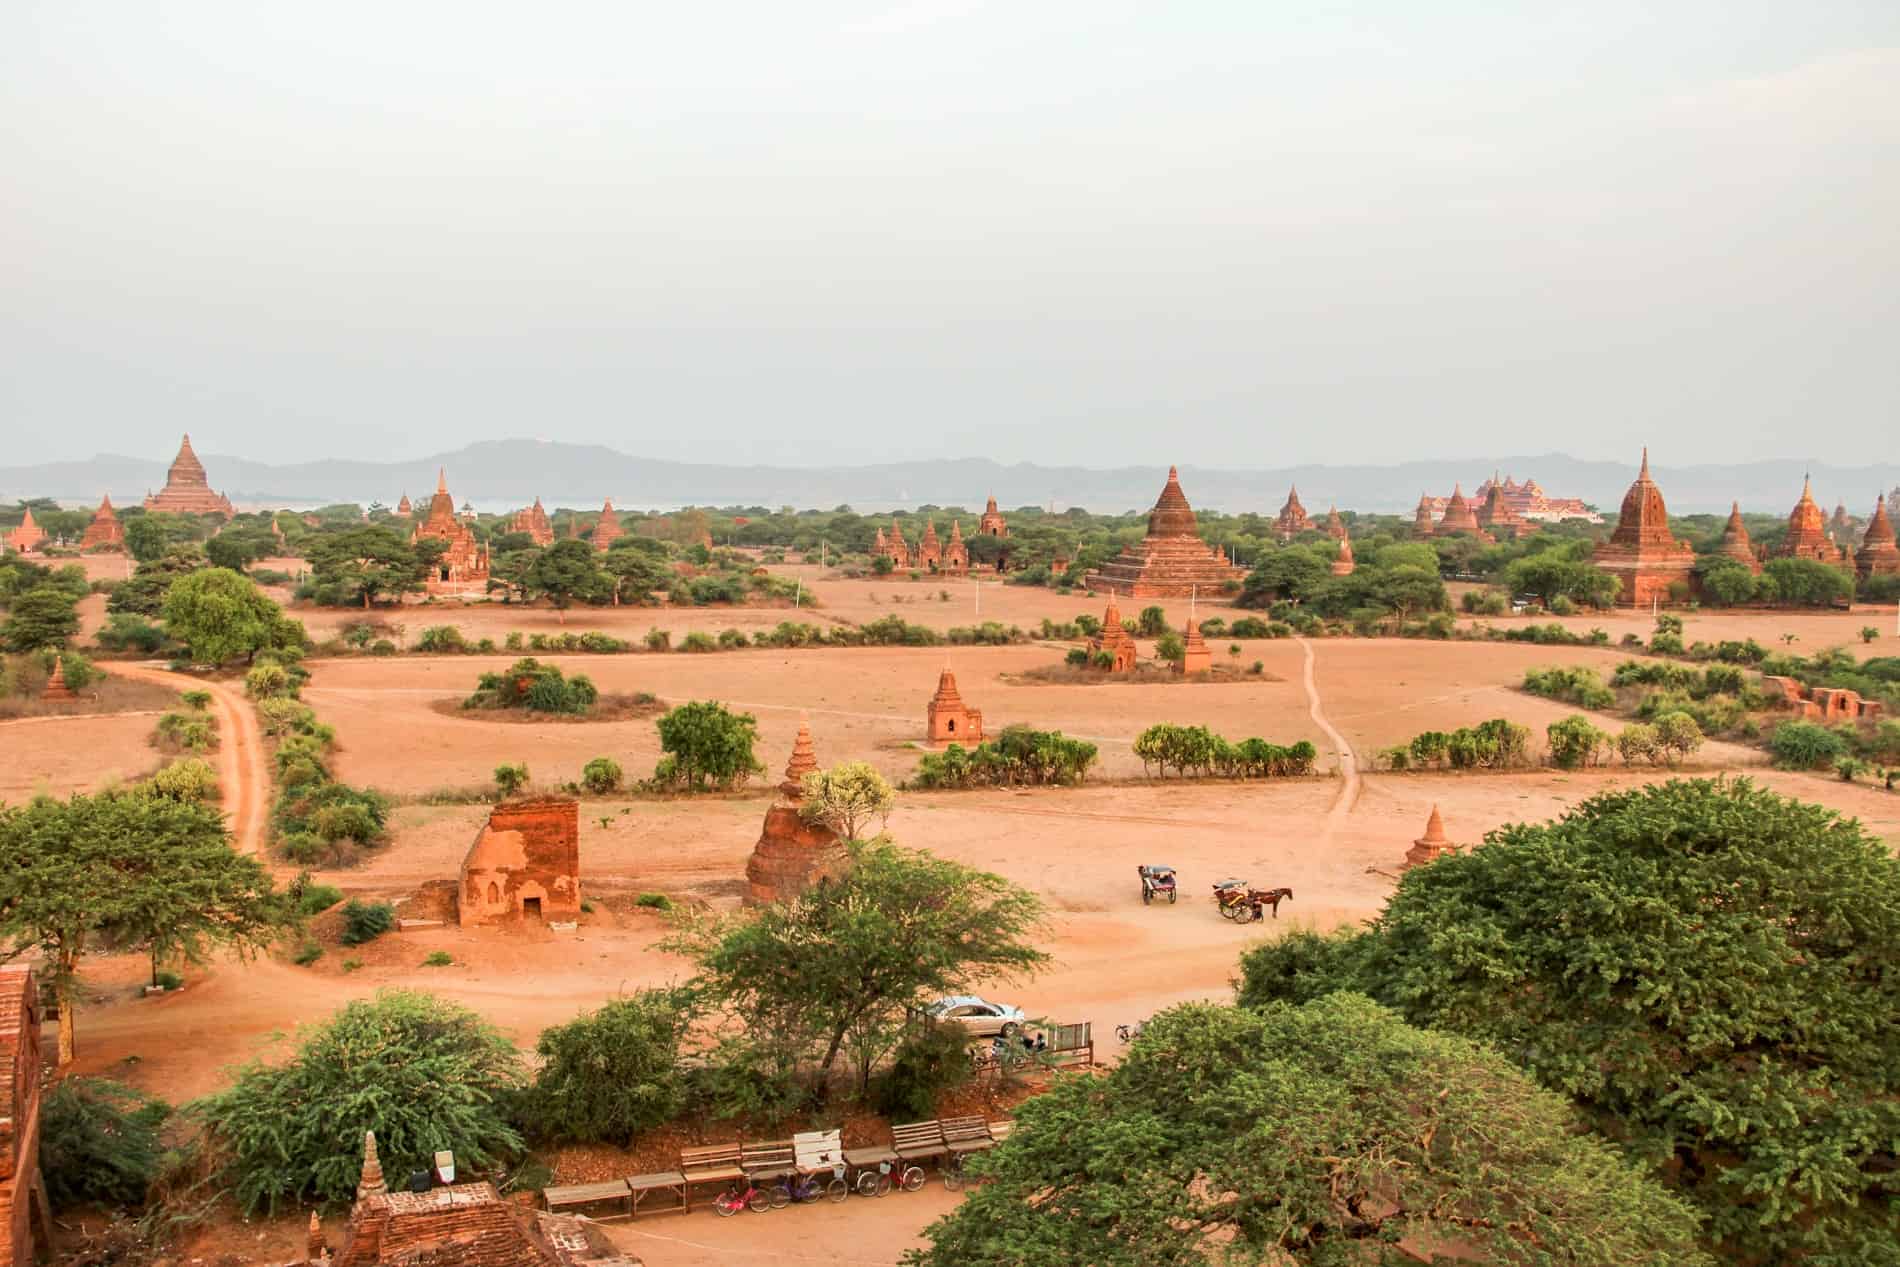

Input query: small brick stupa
[1177,621,1212,675]
[1087,600,1138,672]
[941,520,969,575]
[1712,501,1761,573]
[4,508,46,555]
[1411,493,1437,538]
[744,720,848,906]
[1434,484,1488,540]
[916,521,942,571]
[1324,506,1347,542]
[1403,806,1461,870]
[41,657,76,702]
[880,519,911,569]
[395,493,412,517]
[1831,503,1852,541]
[926,668,983,743]
[979,496,1008,537]
[1778,477,1847,564]
[143,434,234,517]
[80,495,125,551]
[1273,485,1313,539]
[459,798,581,926]
[592,499,623,552]
[413,470,490,595]
[509,498,554,546]
[1856,496,1900,579]
[1330,536,1356,577]
[1592,450,1695,607]
[1082,467,1247,598]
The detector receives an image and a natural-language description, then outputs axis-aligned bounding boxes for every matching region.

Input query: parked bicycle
[1116,1021,1144,1043]
[854,1157,925,1197]
[785,1164,850,1204]
[712,1179,772,1216]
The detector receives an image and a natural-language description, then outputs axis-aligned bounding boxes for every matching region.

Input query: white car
[923,995,1026,1038]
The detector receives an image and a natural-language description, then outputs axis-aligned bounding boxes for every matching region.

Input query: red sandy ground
[21,591,1900,1266]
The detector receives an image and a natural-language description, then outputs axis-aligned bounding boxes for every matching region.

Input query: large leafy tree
[195,990,524,1213]
[523,538,611,620]
[305,525,428,608]
[107,547,206,617]
[0,586,79,651]
[1238,778,1900,1264]
[527,989,695,1145]
[652,700,765,790]
[668,838,1046,1096]
[601,539,676,605]
[908,997,1711,1267]
[0,791,288,1063]
[161,567,302,664]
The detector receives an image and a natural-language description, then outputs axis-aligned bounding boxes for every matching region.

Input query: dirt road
[1296,637,1360,838]
[111,663,269,856]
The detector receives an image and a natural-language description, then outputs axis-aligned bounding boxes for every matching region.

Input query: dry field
[25,596,1897,1266]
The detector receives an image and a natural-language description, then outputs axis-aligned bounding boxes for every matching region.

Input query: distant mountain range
[4,439,1896,518]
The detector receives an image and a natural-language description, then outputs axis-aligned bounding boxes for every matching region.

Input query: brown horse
[1248,888,1293,919]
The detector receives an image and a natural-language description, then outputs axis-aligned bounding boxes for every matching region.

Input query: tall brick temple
[412,470,489,595]
[143,434,235,517]
[1592,450,1695,607]
[1082,467,1246,598]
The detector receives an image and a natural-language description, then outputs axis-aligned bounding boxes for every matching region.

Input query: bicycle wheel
[769,1183,792,1209]
[714,1192,739,1219]
[942,1159,964,1191]
[900,1165,926,1193]
[747,1188,772,1213]
[827,1177,849,1202]
[855,1170,884,1197]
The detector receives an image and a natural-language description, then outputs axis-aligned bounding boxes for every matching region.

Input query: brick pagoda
[926,668,984,743]
[1403,806,1461,870]
[1712,502,1761,573]
[79,495,125,551]
[509,498,554,546]
[143,434,234,517]
[916,521,942,571]
[1082,467,1246,598]
[459,798,581,927]
[878,519,911,569]
[1592,450,1695,607]
[40,658,75,703]
[1177,621,1212,675]
[1087,599,1138,672]
[1856,496,1900,580]
[412,470,490,595]
[592,499,623,552]
[1778,477,1847,564]
[3,510,45,556]
[941,520,969,575]
[1411,493,1436,538]
[1273,485,1313,539]
[744,721,848,906]
[1330,535,1356,576]
[1830,502,1852,542]
[1433,484,1489,540]
[1324,506,1347,542]
[395,493,412,517]
[979,496,1008,537]
[1475,478,1534,540]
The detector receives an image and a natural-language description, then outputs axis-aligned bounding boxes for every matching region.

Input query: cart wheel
[900,1166,926,1193]
[1168,890,1177,904]
[746,1188,771,1213]
[769,1183,791,1209]
[1142,887,1152,905]
[1233,903,1255,924]
[827,1177,849,1202]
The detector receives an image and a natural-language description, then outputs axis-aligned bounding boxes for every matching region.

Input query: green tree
[204,530,273,572]
[1236,778,1900,1264]
[600,544,674,606]
[798,761,895,840]
[668,838,1047,1097]
[528,989,694,1145]
[1545,714,1609,768]
[161,567,301,665]
[106,547,205,617]
[1236,546,1330,608]
[1762,556,1854,606]
[305,526,427,608]
[1697,560,1758,606]
[523,539,611,621]
[195,991,524,1213]
[906,997,1710,1267]
[1153,631,1185,663]
[122,513,181,564]
[39,1078,170,1210]
[653,700,765,790]
[0,586,79,651]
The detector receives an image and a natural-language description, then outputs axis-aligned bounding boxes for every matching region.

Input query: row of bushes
[1375,719,1534,771]
[1546,713,1705,769]
[910,726,1099,788]
[248,649,392,867]
[1132,725,1318,779]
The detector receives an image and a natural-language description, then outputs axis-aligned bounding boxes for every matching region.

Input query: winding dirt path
[1295,637,1359,838]
[110,663,269,856]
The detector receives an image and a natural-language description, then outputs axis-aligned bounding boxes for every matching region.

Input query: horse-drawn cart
[1137,865,1177,905]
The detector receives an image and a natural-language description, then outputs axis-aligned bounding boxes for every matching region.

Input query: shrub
[180,689,213,711]
[155,710,216,754]
[644,627,671,651]
[1615,723,1662,765]
[370,639,397,655]
[96,612,166,653]
[292,940,323,966]
[465,657,596,715]
[1154,632,1185,663]
[340,899,396,946]
[1770,720,1848,770]
[1652,711,1705,763]
[718,628,749,649]
[292,875,343,916]
[196,991,524,1213]
[146,757,218,802]
[528,990,694,1145]
[1546,715,1610,769]
[39,1078,169,1210]
[244,662,292,699]
[681,631,717,653]
[423,951,453,967]
[1522,665,1615,710]
[494,763,530,797]
[634,892,672,911]
[871,1020,975,1122]
[580,756,622,793]
[652,701,763,790]
[416,625,469,653]
[911,726,1099,789]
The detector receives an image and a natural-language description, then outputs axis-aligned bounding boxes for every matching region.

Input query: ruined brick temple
[1712,502,1761,573]
[1777,477,1849,566]
[1857,496,1900,579]
[1591,451,1695,607]
[0,966,48,1267]
[413,470,490,596]
[926,668,984,743]
[744,721,847,906]
[1082,467,1246,598]
[1087,599,1139,672]
[143,434,235,517]
[978,496,1008,537]
[509,498,555,546]
[1273,486,1313,539]
[591,499,623,552]
[79,495,125,551]
[1,511,43,557]
[459,798,581,926]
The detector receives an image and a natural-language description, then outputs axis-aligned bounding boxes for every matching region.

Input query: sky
[3,2,1896,470]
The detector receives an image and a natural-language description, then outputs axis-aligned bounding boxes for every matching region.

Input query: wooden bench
[792,1129,844,1176]
[891,1120,948,1165]
[543,1179,632,1221]
[627,1170,687,1219]
[986,1119,1014,1144]
[941,1115,998,1158]
[679,1144,745,1202]
[740,1139,796,1182]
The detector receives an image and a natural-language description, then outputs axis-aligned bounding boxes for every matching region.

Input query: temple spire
[1639,447,1650,480]
[356,1131,387,1201]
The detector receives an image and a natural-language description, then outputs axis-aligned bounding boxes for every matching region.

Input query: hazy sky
[4,2,1896,469]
